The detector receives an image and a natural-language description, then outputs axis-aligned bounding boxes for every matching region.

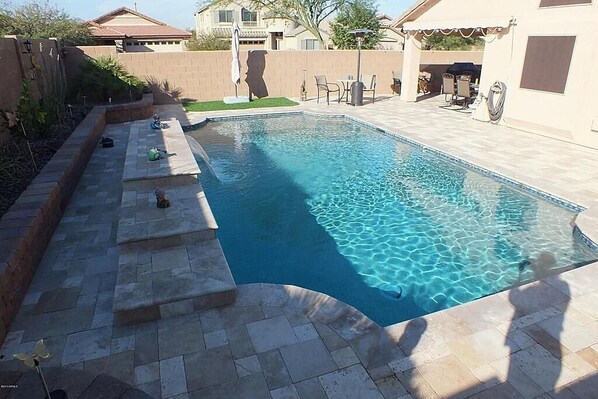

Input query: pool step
[113,238,236,325]
[113,119,236,325]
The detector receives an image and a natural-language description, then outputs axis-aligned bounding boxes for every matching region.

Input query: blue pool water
[188,114,595,326]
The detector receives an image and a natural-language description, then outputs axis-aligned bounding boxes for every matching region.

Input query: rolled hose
[488,81,507,122]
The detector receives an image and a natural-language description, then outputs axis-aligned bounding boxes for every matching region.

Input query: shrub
[75,56,143,103]
[187,32,230,51]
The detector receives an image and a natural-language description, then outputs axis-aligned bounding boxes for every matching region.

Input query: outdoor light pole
[348,29,372,106]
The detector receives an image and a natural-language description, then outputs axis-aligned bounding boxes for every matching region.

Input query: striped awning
[212,28,268,38]
[403,17,514,32]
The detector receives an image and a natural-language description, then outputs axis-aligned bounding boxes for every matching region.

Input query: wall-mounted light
[23,39,32,54]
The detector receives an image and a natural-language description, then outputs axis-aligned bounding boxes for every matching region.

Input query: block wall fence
[64,48,483,104]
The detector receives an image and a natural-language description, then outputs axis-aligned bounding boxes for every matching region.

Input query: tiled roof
[211,28,268,38]
[87,7,191,39]
[90,25,191,39]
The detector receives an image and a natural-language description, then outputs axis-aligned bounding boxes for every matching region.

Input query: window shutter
[301,40,307,50]
[213,10,219,23]
[314,40,320,50]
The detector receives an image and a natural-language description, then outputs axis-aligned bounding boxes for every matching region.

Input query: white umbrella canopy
[231,21,241,96]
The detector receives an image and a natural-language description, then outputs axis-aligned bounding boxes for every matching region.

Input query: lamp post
[348,29,372,106]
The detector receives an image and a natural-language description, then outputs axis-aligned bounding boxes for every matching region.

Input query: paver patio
[0,95,597,398]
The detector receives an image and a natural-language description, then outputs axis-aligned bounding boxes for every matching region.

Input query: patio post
[400,31,422,102]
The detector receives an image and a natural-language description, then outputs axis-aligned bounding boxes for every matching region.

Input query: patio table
[337,79,356,104]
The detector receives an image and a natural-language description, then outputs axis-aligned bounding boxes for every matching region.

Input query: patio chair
[361,74,377,103]
[314,75,340,105]
[441,73,456,105]
[456,74,473,109]
[392,71,401,94]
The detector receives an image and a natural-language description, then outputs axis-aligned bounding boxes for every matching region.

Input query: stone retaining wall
[0,95,153,346]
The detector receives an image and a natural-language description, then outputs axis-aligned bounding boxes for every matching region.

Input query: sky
[4,0,414,30]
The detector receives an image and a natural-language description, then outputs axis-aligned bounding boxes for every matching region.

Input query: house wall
[64,46,481,103]
[195,1,286,35]
[400,0,598,148]
[101,13,156,26]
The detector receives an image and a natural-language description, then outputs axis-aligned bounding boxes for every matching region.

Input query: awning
[403,16,513,32]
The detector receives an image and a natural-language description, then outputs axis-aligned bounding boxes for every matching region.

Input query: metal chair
[441,73,456,104]
[456,75,473,108]
[361,74,377,103]
[314,75,340,105]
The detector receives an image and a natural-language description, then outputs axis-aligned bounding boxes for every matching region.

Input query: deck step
[113,238,236,325]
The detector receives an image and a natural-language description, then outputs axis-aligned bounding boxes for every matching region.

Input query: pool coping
[182,110,598,253]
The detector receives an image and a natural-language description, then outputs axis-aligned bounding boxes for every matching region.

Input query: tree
[202,0,345,48]
[0,0,93,45]
[424,34,483,51]
[187,31,231,51]
[330,0,382,49]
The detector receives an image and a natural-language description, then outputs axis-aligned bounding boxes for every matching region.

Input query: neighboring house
[393,0,598,149]
[87,7,191,52]
[194,1,329,50]
[377,14,403,51]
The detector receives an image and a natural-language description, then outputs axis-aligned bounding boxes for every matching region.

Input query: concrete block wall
[64,48,483,103]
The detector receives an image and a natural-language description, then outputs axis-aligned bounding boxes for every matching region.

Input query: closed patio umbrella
[231,21,241,97]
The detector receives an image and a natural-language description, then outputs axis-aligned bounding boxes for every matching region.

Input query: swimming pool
[188,114,595,326]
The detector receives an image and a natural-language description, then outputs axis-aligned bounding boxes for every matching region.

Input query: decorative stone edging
[0,95,154,346]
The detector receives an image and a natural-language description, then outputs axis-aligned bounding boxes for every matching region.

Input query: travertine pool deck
[0,96,596,398]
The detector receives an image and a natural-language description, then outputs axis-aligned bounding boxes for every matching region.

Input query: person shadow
[504,252,571,397]
[246,50,268,99]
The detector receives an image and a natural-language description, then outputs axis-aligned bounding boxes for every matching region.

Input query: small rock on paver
[318,364,383,399]
[160,356,187,398]
[279,338,338,383]
[235,355,261,377]
[247,315,298,353]
[62,327,112,365]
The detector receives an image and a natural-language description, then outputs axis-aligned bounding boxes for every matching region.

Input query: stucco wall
[401,0,598,148]
[64,47,482,103]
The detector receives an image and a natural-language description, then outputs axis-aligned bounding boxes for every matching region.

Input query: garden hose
[488,81,507,123]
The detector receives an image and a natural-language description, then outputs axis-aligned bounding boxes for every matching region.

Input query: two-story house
[194,1,330,50]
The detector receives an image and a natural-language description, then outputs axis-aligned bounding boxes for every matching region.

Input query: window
[520,36,576,94]
[539,0,591,7]
[301,39,319,50]
[219,10,234,23]
[242,8,257,24]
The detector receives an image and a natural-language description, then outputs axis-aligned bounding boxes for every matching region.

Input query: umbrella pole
[235,84,238,98]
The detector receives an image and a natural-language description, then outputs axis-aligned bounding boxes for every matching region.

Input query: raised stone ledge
[122,119,200,182]
[0,96,155,346]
